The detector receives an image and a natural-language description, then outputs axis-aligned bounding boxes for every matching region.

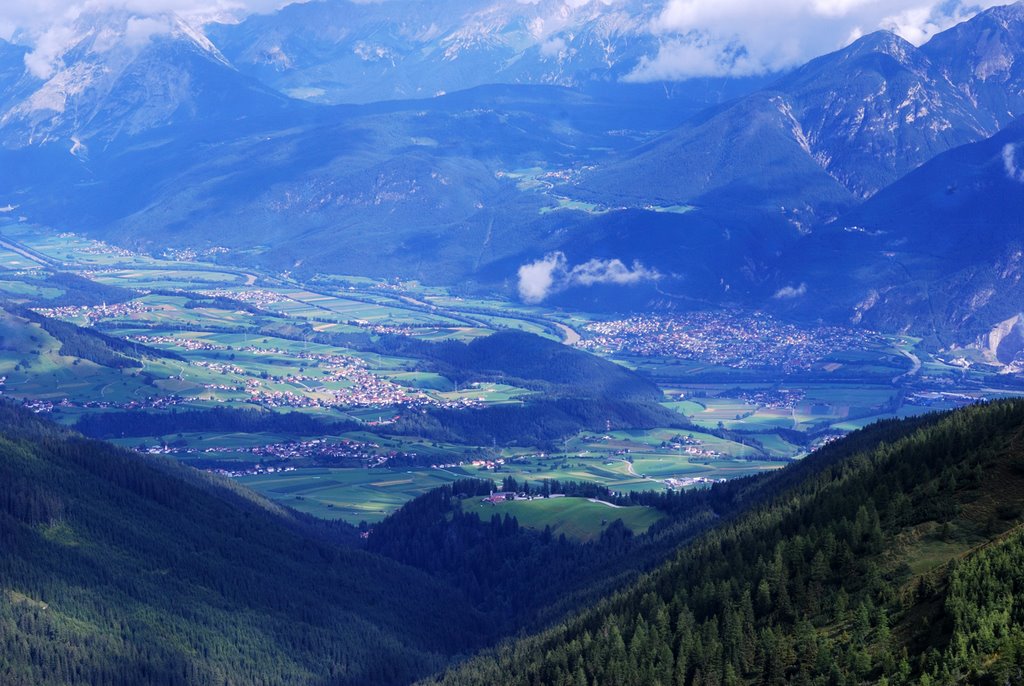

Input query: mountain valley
[1,1,1024,683]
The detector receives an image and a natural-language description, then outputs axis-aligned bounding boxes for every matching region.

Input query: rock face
[796,116,1024,342]
[207,0,660,105]
[0,11,289,147]
[984,314,1024,366]
[579,4,1024,212]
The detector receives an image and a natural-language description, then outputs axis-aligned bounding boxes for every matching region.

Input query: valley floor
[0,221,1019,531]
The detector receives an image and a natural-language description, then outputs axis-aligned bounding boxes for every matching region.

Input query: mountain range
[1,1,1024,344]
[206,0,665,104]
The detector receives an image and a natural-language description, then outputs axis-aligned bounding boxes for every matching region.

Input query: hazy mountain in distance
[575,3,1024,218]
[0,77,674,282]
[2,3,1024,324]
[0,10,293,148]
[209,0,662,105]
[0,5,761,295]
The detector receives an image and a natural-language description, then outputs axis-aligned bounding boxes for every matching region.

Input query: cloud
[518,252,564,303]
[0,0,302,43]
[0,0,1006,83]
[626,0,1006,81]
[1003,143,1024,183]
[539,36,567,58]
[122,16,174,46]
[570,256,661,286]
[517,251,661,303]
[624,34,761,80]
[773,283,808,299]
[23,22,77,78]
[22,13,183,78]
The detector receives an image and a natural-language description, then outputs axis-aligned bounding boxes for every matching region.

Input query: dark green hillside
[373,330,663,401]
[8,303,183,368]
[430,400,1024,685]
[365,478,742,638]
[0,404,486,686]
[394,397,685,449]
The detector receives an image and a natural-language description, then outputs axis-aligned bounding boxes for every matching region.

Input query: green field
[458,449,786,494]
[0,223,1012,534]
[460,496,664,541]
[566,427,765,460]
[239,467,467,523]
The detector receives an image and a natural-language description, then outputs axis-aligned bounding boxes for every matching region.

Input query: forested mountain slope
[431,400,1024,685]
[0,404,487,686]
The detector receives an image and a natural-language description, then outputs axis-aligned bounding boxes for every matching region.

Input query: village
[720,387,808,409]
[34,300,151,324]
[132,334,231,352]
[580,312,883,372]
[142,436,405,472]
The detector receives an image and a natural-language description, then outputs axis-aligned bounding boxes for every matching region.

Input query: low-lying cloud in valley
[517,252,661,303]
[773,283,808,299]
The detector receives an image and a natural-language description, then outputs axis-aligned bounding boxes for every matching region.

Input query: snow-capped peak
[23,10,228,81]
[0,10,239,146]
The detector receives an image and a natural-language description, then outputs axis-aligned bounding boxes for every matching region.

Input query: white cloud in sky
[773,282,808,299]
[517,251,660,303]
[539,36,567,57]
[0,0,1010,81]
[22,23,78,78]
[0,0,297,42]
[628,0,1007,80]
[518,253,563,303]
[1003,143,1024,183]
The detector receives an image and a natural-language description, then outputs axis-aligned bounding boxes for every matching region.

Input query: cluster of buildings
[581,312,880,372]
[907,391,979,407]
[678,445,725,460]
[63,234,137,258]
[468,457,507,470]
[20,398,55,413]
[162,437,399,465]
[722,388,807,409]
[163,246,230,261]
[348,319,415,336]
[193,360,247,375]
[17,394,189,413]
[209,347,476,411]
[664,476,724,489]
[199,288,284,309]
[131,335,229,352]
[208,465,297,478]
[34,300,150,325]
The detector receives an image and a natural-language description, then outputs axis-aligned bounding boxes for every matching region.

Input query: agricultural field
[460,496,664,541]
[0,222,1016,531]
[455,444,786,493]
[239,467,465,523]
